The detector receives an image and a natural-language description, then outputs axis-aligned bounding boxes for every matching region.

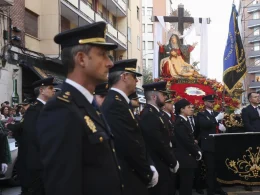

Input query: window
[61,16,70,32]
[127,0,130,8]
[137,36,140,49]
[112,15,117,28]
[102,5,109,20]
[254,27,260,36]
[128,27,131,41]
[253,0,259,4]
[253,12,259,19]
[143,59,146,66]
[256,73,260,82]
[147,24,153,33]
[25,9,38,37]
[143,41,145,49]
[147,7,153,16]
[148,59,153,69]
[137,6,140,20]
[254,42,260,51]
[142,7,145,16]
[255,58,260,66]
[142,24,145,33]
[148,41,154,50]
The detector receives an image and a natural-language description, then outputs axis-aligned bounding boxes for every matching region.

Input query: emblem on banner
[225,147,260,179]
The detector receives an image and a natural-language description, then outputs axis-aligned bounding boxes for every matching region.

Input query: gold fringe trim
[217,178,260,186]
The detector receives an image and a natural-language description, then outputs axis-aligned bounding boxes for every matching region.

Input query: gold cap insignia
[65,91,71,96]
[84,116,97,133]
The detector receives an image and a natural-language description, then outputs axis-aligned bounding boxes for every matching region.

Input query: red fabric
[161,61,171,77]
[170,83,215,107]
[188,46,194,53]
[159,46,164,53]
[216,125,219,134]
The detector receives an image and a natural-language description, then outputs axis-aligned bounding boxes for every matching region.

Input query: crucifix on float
[153,4,210,77]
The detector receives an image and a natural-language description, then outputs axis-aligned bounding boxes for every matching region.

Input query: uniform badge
[207,116,210,120]
[115,95,122,101]
[129,109,135,120]
[84,116,97,133]
[20,118,24,123]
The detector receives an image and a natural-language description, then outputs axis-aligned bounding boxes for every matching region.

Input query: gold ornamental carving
[225,147,260,180]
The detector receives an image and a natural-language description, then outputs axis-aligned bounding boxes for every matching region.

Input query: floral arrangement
[155,77,241,114]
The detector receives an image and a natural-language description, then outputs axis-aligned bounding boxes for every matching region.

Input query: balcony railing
[247,3,260,13]
[248,35,260,43]
[248,19,260,28]
[248,50,260,58]
[62,0,127,48]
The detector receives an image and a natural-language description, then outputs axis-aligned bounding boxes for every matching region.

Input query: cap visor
[159,90,168,94]
[89,42,118,50]
[128,70,142,77]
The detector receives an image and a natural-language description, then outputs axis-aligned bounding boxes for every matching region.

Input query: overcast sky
[170,0,240,82]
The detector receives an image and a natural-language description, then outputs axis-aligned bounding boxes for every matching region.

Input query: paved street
[1,185,260,195]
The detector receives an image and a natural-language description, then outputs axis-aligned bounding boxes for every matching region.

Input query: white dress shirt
[110,88,130,103]
[65,78,93,103]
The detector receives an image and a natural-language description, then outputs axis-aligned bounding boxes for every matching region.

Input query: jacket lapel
[62,82,106,129]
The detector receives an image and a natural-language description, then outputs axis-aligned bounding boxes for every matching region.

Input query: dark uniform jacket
[242,105,260,132]
[17,99,44,188]
[102,90,152,195]
[160,110,175,148]
[197,110,219,152]
[37,82,123,195]
[140,104,177,181]
[174,116,200,168]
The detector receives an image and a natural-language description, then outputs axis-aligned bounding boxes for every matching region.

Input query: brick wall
[10,0,25,46]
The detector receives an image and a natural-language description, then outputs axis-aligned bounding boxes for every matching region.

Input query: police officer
[93,82,109,107]
[197,95,227,195]
[36,22,123,195]
[160,97,177,195]
[17,77,56,195]
[140,81,179,195]
[174,99,202,195]
[128,91,141,119]
[102,59,158,195]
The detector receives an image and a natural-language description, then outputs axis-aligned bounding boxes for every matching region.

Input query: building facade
[142,0,172,74]
[239,0,260,100]
[0,0,143,104]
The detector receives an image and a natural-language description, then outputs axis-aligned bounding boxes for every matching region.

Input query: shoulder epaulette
[57,91,72,103]
[115,95,122,101]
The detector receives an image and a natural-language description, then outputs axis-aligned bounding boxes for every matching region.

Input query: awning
[30,66,65,84]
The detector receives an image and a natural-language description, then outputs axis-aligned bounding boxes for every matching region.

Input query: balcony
[248,19,260,28]
[0,0,13,6]
[248,35,260,43]
[248,66,260,73]
[248,50,260,58]
[98,0,127,17]
[247,3,260,13]
[249,81,260,88]
[61,0,127,50]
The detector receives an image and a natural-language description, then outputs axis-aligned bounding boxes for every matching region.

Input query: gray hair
[145,91,158,101]
[108,71,124,86]
[61,44,92,73]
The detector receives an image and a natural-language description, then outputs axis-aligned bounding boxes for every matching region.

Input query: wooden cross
[153,4,211,43]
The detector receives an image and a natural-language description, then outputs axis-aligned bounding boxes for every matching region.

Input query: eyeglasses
[121,72,137,79]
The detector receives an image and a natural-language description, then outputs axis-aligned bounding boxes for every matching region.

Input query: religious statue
[158,33,201,78]
[158,33,197,64]
[160,48,203,78]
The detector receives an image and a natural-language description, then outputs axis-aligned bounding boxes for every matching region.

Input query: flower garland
[155,77,241,114]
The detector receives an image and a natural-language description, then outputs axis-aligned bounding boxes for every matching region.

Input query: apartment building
[142,0,172,74]
[0,0,143,103]
[239,0,260,97]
